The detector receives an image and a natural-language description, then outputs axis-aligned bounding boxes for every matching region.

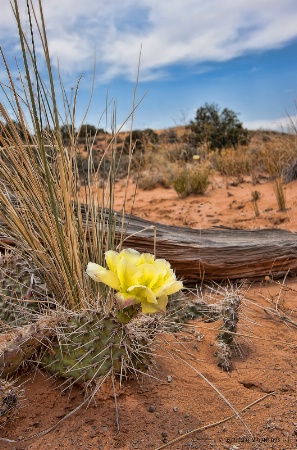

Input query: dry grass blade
[0,0,133,312]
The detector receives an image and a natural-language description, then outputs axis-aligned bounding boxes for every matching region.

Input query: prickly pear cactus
[215,292,241,371]
[168,289,242,371]
[0,316,59,377]
[168,294,223,325]
[0,254,51,326]
[0,379,23,425]
[40,311,157,383]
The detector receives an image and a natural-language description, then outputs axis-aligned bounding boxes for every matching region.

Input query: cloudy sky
[1,0,297,131]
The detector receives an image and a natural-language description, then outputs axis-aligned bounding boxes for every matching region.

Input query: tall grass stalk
[251,190,261,218]
[273,177,287,212]
[0,0,132,312]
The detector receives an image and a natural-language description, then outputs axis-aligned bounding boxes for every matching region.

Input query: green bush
[172,164,209,197]
[122,128,159,154]
[187,103,250,152]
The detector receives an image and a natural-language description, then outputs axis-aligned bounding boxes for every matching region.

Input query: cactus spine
[40,312,157,382]
[0,379,23,425]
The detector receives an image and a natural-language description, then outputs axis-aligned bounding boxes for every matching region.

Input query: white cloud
[1,0,297,81]
[244,114,297,132]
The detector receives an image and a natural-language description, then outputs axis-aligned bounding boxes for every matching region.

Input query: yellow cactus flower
[86,248,183,314]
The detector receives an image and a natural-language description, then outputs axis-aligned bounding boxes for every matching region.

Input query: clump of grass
[209,147,251,181]
[251,190,261,217]
[137,169,172,190]
[260,139,294,211]
[172,168,189,197]
[282,158,297,184]
[172,164,210,197]
[273,177,287,212]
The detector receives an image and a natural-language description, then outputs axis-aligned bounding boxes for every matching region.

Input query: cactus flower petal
[115,292,139,310]
[127,285,158,304]
[141,295,168,314]
[156,280,184,297]
[86,262,121,290]
[105,250,120,273]
[87,249,183,315]
[116,258,141,291]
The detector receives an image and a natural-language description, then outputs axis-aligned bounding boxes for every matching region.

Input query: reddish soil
[1,177,297,450]
[112,176,297,232]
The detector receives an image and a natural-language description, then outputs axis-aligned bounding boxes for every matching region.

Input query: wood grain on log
[1,207,297,282]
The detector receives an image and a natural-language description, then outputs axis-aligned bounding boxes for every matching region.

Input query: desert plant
[172,168,189,197]
[260,139,294,211]
[137,169,172,190]
[273,177,287,212]
[122,128,159,155]
[77,124,97,138]
[187,103,250,152]
[251,190,261,218]
[160,128,179,144]
[172,164,210,197]
[210,147,251,180]
[168,285,242,371]
[164,143,198,163]
[0,379,23,425]
[282,158,297,184]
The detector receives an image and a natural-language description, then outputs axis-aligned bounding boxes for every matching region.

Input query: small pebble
[167,375,173,383]
[148,405,156,413]
[161,432,167,438]
[173,406,178,412]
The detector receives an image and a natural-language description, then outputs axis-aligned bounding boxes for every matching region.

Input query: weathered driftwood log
[118,214,297,281]
[1,207,297,282]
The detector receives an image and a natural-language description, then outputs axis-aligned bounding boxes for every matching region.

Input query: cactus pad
[40,312,156,383]
[0,379,23,425]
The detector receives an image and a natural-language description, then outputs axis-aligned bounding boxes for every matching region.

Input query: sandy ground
[1,176,297,450]
[112,176,297,232]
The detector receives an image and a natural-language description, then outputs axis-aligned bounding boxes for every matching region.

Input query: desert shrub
[282,158,297,183]
[159,128,179,144]
[77,124,97,138]
[138,169,172,190]
[122,128,159,154]
[188,165,210,194]
[260,137,297,211]
[187,103,250,151]
[251,190,261,217]
[260,135,297,178]
[273,177,287,211]
[172,164,210,197]
[210,147,251,179]
[172,169,188,197]
[164,143,198,163]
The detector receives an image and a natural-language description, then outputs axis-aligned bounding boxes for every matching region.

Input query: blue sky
[1,0,297,132]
